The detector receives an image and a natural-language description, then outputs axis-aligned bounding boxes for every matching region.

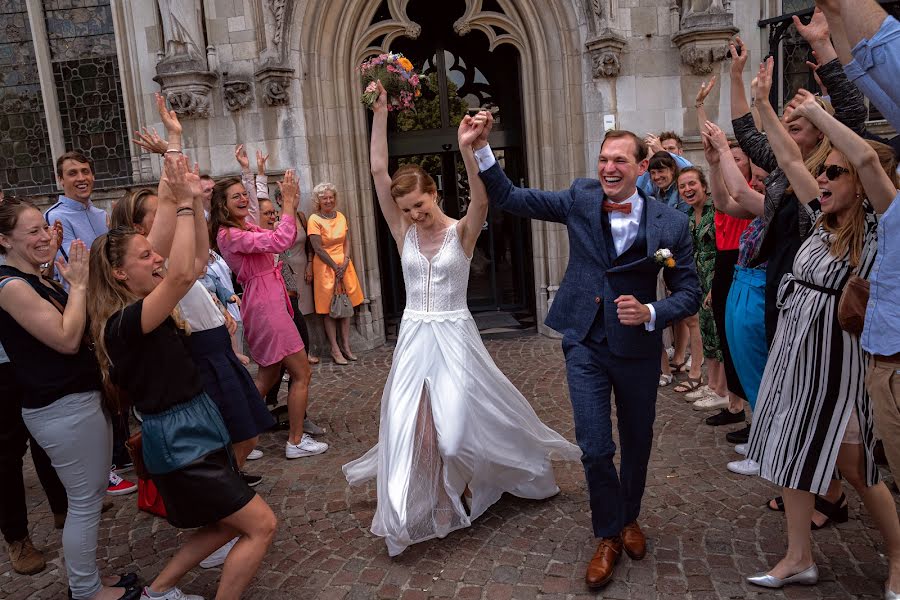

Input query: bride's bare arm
[457,112,490,257]
[370,81,405,246]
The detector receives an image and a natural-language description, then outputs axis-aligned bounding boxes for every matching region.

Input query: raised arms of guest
[789,89,899,214]
[753,58,822,205]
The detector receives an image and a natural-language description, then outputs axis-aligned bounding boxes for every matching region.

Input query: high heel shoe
[331,351,348,365]
[339,346,358,361]
[746,564,818,588]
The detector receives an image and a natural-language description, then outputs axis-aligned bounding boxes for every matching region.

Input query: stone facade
[3,0,791,348]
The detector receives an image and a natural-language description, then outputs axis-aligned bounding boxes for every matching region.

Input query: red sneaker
[107,469,137,496]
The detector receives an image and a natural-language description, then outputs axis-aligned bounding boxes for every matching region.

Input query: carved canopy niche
[671,0,738,75]
[583,0,627,78]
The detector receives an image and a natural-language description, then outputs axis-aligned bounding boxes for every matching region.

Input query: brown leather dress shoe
[622,521,647,560]
[585,536,622,589]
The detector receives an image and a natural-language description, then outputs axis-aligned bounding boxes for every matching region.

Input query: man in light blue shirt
[43,152,108,287]
[861,191,900,481]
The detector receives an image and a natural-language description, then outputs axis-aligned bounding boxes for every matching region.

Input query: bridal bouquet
[359,52,421,111]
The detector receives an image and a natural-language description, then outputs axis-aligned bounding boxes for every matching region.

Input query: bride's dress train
[343,223,581,556]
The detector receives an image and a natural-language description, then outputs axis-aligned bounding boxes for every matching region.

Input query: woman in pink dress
[210,146,328,460]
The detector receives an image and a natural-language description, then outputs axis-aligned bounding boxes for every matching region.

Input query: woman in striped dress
[746,63,900,595]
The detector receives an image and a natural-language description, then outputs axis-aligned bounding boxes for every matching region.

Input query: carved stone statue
[157,0,205,61]
[671,0,736,75]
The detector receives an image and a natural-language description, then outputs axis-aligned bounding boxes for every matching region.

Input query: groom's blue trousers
[561,318,660,539]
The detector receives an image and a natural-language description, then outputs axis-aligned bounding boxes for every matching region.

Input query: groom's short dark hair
[600,130,648,163]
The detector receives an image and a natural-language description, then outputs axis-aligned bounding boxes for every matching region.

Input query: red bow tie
[602,201,632,214]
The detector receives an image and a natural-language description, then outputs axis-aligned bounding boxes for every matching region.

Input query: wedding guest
[0,221,68,576]
[677,167,731,410]
[816,0,900,130]
[43,151,135,496]
[308,182,365,365]
[90,153,276,600]
[0,199,139,600]
[729,20,866,520]
[746,65,900,595]
[211,147,325,460]
[111,186,272,481]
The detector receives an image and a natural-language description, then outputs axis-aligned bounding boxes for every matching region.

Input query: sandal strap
[813,493,847,519]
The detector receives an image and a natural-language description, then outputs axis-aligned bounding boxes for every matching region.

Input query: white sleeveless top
[401,224,471,318]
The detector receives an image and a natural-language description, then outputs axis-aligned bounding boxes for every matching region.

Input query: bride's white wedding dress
[342,222,581,556]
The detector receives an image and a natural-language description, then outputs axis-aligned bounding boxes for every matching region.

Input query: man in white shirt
[476,123,700,590]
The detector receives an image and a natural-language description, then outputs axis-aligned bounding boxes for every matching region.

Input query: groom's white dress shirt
[474,144,657,331]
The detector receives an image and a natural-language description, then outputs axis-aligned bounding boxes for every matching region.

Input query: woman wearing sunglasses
[744,59,900,598]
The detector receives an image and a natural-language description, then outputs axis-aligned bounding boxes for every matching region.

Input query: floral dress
[689,202,721,361]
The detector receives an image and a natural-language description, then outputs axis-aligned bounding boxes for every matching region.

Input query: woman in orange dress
[307,183,364,365]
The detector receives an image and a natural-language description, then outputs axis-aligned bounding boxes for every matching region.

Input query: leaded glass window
[0,0,55,195]
[44,0,131,187]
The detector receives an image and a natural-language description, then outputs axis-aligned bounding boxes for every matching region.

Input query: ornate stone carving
[153,70,218,118]
[255,66,293,106]
[223,76,253,112]
[453,1,523,52]
[671,0,737,75]
[585,30,627,78]
[356,0,424,61]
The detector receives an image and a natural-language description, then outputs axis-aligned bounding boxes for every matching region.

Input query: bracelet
[694,102,704,108]
[165,149,182,154]
[176,207,194,215]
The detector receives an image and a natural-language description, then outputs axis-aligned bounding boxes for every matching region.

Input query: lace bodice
[401,224,471,313]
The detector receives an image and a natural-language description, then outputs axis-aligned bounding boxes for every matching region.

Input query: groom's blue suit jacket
[480,163,701,358]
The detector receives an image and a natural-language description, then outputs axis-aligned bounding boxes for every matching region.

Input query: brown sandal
[673,376,703,393]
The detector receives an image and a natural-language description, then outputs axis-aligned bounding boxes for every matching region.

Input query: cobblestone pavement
[2,333,892,599]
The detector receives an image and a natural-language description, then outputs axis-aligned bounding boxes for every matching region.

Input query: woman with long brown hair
[210,147,325,460]
[89,153,276,600]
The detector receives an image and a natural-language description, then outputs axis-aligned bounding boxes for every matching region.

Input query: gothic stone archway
[292,0,586,344]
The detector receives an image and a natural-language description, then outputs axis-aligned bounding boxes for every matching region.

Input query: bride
[343,81,581,556]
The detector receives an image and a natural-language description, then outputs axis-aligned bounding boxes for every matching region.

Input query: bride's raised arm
[457,111,491,257]
[369,81,405,245]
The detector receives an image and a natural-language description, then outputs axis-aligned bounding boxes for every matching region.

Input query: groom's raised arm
[475,145,573,224]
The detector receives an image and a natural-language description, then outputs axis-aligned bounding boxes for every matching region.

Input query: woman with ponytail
[0,199,139,599]
[89,153,276,600]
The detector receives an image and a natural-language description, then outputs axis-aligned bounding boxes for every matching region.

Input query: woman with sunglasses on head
[0,202,139,599]
[90,153,277,600]
[744,59,900,598]
[210,146,326,461]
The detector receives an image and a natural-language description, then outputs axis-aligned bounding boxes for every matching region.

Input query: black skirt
[187,326,275,443]
[152,446,254,529]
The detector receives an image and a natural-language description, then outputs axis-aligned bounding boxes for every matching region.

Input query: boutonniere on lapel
[654,248,675,268]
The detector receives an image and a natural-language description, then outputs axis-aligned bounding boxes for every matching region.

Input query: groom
[473,120,700,589]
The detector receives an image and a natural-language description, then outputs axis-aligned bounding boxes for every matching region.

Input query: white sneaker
[685,385,712,400]
[246,448,264,461]
[285,434,329,459]
[735,444,748,456]
[199,537,238,569]
[727,458,760,476]
[141,586,205,599]
[692,395,730,410]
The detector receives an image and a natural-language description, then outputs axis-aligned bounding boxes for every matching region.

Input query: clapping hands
[57,240,88,289]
